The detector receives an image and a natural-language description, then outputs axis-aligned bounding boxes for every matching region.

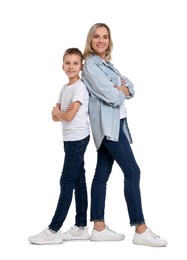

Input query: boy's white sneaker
[133,228,167,247]
[61,226,90,241]
[90,226,125,241]
[28,228,63,245]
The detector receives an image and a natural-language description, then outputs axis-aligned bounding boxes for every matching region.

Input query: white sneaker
[133,228,167,247]
[61,226,90,241]
[28,228,63,245]
[90,226,125,241]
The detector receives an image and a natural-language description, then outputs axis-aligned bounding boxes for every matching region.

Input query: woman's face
[91,26,109,59]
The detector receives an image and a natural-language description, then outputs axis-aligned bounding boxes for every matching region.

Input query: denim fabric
[90,120,145,226]
[49,135,90,232]
[82,54,135,150]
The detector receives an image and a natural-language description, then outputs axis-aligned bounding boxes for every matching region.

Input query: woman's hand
[115,86,130,96]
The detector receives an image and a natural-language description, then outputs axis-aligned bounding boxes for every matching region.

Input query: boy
[28,48,90,244]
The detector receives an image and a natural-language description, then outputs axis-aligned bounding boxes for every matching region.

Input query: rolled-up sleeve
[121,75,135,99]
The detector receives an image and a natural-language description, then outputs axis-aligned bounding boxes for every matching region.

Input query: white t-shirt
[58,79,90,141]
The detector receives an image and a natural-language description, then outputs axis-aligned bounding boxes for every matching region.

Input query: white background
[0,0,186,259]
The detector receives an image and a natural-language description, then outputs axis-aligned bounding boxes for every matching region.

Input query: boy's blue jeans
[90,119,145,226]
[49,135,90,232]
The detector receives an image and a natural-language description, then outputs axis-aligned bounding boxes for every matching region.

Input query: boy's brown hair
[63,48,84,63]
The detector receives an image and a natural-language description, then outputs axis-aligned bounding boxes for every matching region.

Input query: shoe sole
[133,241,167,247]
[90,236,125,242]
[62,236,90,241]
[28,239,63,245]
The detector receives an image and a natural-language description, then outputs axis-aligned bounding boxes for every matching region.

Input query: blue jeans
[90,119,145,226]
[49,135,90,232]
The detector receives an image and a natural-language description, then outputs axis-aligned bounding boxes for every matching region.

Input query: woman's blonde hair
[83,23,113,62]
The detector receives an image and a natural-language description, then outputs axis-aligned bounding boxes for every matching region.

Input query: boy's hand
[66,102,74,112]
[52,104,60,115]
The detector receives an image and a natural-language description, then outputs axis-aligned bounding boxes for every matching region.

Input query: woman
[82,23,167,247]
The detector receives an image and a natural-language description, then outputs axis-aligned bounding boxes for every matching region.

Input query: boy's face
[62,54,83,79]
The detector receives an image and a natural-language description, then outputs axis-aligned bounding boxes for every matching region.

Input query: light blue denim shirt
[82,54,135,150]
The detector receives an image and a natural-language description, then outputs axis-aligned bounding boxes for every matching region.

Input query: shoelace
[147,229,160,239]
[106,226,117,234]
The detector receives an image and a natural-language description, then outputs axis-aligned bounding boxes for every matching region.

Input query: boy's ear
[62,64,64,71]
[80,64,83,71]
